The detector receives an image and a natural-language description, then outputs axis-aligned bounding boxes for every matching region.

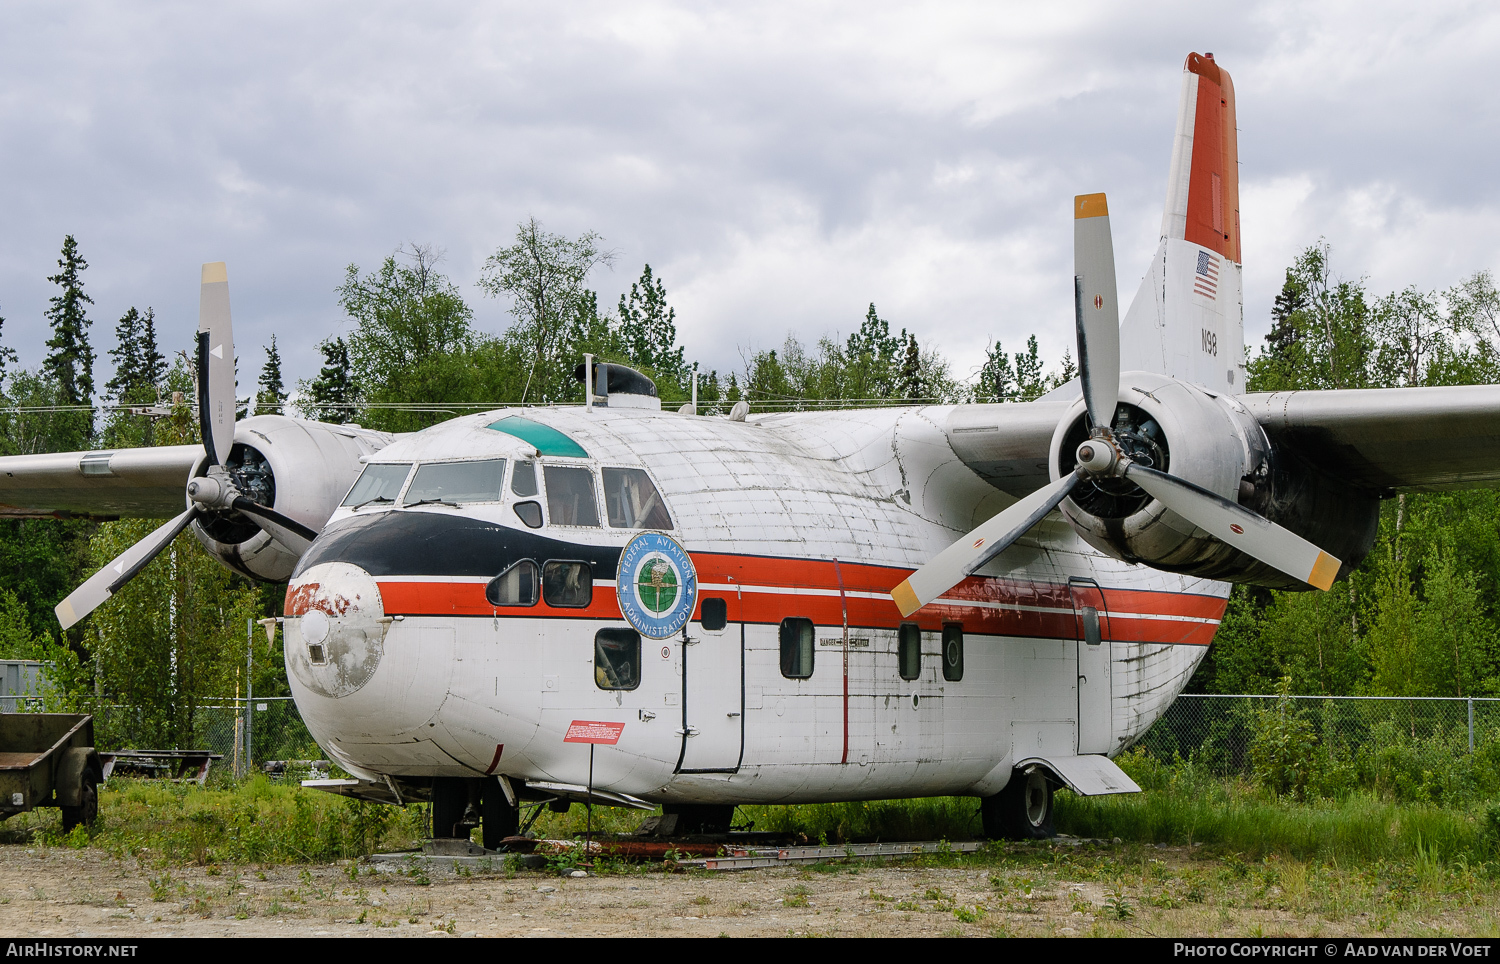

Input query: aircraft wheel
[431,777,467,838]
[981,768,1055,840]
[662,803,735,835]
[481,785,519,851]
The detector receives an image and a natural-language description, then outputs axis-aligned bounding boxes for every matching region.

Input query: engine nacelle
[1049,372,1378,589]
[189,416,391,582]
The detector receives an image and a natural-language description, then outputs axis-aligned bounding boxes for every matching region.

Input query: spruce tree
[0,312,17,386]
[43,236,95,406]
[617,264,685,385]
[256,336,287,414]
[302,337,358,423]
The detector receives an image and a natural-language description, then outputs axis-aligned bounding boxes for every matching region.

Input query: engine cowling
[188,416,391,581]
[1048,372,1378,589]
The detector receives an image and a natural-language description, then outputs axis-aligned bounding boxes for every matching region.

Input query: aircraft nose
[284,561,386,699]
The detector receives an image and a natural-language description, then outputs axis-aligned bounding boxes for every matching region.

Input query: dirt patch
[1,843,1497,938]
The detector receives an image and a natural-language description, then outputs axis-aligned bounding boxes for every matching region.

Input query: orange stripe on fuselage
[372,551,1228,647]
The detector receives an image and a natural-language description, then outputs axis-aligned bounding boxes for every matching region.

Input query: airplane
[6,51,1500,847]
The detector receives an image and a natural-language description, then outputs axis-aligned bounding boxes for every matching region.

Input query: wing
[0,444,203,518]
[1243,385,1500,493]
[942,400,1073,497]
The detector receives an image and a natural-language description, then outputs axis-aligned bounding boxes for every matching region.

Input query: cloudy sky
[1,1,1496,398]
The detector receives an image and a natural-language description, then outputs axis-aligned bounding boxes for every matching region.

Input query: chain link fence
[1136,694,1500,775]
[90,697,322,779]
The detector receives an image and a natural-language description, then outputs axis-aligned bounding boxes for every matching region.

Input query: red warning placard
[564,720,626,745]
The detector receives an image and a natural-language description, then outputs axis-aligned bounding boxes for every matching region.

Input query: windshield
[342,463,412,507]
[602,467,672,529]
[403,459,508,505]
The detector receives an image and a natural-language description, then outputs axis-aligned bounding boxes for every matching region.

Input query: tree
[336,244,476,432]
[42,236,96,449]
[1247,242,1373,392]
[616,264,685,387]
[843,304,903,400]
[478,218,616,403]
[44,236,95,406]
[976,339,1017,402]
[102,307,167,447]
[1013,335,1047,400]
[256,335,287,415]
[300,337,359,423]
[0,311,18,385]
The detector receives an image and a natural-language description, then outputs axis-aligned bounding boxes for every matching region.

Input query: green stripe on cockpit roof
[485,416,589,458]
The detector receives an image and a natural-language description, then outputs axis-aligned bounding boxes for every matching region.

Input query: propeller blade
[198,262,236,466]
[1123,463,1341,590]
[1074,193,1120,433]
[54,508,199,630]
[231,498,318,555]
[892,471,1081,617]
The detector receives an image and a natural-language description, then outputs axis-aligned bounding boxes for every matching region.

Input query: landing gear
[980,768,1055,840]
[662,803,735,835]
[430,776,518,851]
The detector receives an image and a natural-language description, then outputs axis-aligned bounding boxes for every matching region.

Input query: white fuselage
[282,405,1225,803]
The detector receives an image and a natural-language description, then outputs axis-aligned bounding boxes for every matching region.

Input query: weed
[953,905,985,923]
[147,873,172,902]
[1103,886,1133,921]
[894,900,921,911]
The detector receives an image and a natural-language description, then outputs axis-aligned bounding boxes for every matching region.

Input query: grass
[6,755,1500,879]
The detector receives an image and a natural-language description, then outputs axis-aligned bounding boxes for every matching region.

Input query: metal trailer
[0,713,102,829]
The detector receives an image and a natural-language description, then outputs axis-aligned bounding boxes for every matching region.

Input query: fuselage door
[1070,578,1113,754]
[675,584,744,773]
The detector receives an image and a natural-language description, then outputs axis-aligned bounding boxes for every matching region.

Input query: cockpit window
[511,460,538,497]
[342,463,412,508]
[543,465,600,526]
[403,459,507,505]
[602,467,673,529]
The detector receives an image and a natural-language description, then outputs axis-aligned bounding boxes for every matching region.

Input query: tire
[981,768,1055,840]
[481,786,519,851]
[430,777,467,839]
[61,778,98,832]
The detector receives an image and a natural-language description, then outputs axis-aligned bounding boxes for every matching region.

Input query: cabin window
[486,560,538,607]
[403,459,507,505]
[595,628,640,690]
[602,467,673,529]
[701,597,727,632]
[542,560,592,608]
[543,465,600,526]
[342,463,411,508]
[942,623,964,682]
[898,623,922,681]
[513,501,543,528]
[511,460,539,497]
[779,617,815,679]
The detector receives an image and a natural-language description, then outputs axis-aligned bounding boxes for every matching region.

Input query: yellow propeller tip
[201,262,228,284]
[1307,551,1340,591]
[1074,193,1108,219]
[891,580,920,618]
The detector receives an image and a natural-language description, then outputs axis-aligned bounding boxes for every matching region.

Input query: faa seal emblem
[617,532,698,639]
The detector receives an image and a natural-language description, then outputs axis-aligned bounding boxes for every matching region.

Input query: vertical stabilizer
[1118,52,1245,392]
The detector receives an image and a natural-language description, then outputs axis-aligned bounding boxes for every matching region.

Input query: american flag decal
[1194,250,1219,300]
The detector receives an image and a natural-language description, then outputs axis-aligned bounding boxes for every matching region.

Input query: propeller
[891,193,1341,618]
[56,262,317,630]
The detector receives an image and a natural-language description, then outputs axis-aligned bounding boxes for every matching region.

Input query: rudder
[1118,52,1245,392]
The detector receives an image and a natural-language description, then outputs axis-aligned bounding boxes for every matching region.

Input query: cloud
[0,1,1495,395]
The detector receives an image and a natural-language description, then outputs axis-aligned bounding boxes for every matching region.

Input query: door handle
[675,727,700,736]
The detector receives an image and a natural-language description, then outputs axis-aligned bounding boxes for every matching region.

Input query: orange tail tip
[1178,52,1240,264]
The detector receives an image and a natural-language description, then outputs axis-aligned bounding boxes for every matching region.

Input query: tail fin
[1118,52,1245,391]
